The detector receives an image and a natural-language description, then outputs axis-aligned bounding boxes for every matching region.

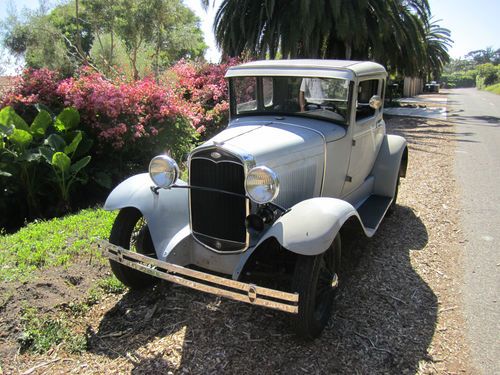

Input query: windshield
[231,76,351,124]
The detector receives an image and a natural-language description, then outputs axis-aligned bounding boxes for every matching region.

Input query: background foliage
[0,59,238,230]
[1,0,207,80]
[441,47,500,89]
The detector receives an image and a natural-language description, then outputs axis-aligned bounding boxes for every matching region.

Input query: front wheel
[109,207,158,289]
[291,235,341,339]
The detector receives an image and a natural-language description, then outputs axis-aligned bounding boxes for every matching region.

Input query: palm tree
[423,20,452,80]
[205,0,451,77]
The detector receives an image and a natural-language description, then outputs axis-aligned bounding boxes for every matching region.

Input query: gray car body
[104,60,407,280]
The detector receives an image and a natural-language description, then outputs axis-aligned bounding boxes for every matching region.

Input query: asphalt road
[450,88,500,374]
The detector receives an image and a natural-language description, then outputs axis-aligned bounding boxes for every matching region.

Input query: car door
[341,78,384,196]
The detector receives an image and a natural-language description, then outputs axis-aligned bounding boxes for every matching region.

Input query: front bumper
[98,240,299,314]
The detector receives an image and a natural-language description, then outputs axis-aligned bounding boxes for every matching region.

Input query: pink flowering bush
[55,68,196,156]
[168,58,240,138]
[1,60,239,191]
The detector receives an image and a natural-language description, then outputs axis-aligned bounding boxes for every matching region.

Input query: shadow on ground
[385,115,479,152]
[89,206,434,374]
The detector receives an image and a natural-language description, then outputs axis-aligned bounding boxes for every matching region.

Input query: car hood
[200,117,346,207]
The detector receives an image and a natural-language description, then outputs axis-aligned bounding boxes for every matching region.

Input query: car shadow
[89,205,433,374]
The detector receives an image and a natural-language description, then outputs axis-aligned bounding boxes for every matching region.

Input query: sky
[1,0,499,74]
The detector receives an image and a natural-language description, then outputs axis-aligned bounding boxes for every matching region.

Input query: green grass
[485,82,500,95]
[18,306,87,354]
[98,274,127,294]
[0,208,117,282]
[17,275,126,354]
[67,275,125,317]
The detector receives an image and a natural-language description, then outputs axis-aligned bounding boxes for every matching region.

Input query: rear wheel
[291,235,341,339]
[109,207,158,289]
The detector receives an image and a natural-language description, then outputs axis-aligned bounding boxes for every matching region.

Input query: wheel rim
[313,251,337,320]
[130,217,146,251]
[129,217,155,256]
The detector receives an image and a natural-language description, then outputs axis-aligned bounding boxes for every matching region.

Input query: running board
[357,195,392,231]
[98,240,299,314]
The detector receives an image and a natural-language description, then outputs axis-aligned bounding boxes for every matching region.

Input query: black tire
[291,235,341,339]
[109,207,158,289]
[387,173,400,216]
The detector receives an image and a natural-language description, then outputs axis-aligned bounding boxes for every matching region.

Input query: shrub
[440,70,477,88]
[168,58,241,139]
[0,61,239,229]
[0,106,92,228]
[1,68,64,122]
[485,82,500,95]
[476,63,500,89]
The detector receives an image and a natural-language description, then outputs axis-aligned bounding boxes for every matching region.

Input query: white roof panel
[225,59,387,80]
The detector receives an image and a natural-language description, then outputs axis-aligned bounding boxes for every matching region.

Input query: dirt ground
[0,115,473,374]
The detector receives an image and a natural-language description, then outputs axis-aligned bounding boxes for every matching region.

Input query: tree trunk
[75,0,86,64]
[132,47,139,81]
[345,42,352,60]
[110,31,114,68]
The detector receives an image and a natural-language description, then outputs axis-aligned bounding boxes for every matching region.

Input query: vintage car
[99,59,408,339]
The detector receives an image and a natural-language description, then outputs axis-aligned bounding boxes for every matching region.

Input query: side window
[262,77,273,107]
[234,77,257,113]
[356,79,379,121]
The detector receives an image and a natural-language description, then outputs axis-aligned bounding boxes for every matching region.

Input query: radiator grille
[190,151,247,252]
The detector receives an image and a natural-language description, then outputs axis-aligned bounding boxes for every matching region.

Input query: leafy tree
[2,0,206,79]
[466,47,500,65]
[110,0,205,80]
[1,2,92,75]
[82,0,121,74]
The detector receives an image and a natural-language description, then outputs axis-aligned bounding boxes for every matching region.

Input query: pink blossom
[1,58,246,151]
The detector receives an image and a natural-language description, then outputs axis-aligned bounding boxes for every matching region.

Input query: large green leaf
[30,110,52,137]
[18,149,41,162]
[45,134,66,152]
[52,152,71,173]
[70,156,91,174]
[72,135,93,159]
[54,108,80,131]
[35,103,55,118]
[93,171,112,189]
[0,170,12,177]
[8,129,33,149]
[39,146,55,164]
[0,107,30,131]
[64,131,82,156]
[0,123,15,136]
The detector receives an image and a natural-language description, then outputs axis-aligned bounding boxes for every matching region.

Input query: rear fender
[371,134,408,197]
[104,173,189,258]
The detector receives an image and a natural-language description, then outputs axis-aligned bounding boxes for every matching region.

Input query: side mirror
[369,95,383,110]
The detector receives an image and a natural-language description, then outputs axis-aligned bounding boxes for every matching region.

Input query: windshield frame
[228,76,354,126]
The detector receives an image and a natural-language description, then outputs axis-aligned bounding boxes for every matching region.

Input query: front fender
[104,173,189,259]
[256,197,361,256]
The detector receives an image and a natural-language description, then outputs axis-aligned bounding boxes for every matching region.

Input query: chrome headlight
[245,166,280,204]
[149,155,179,188]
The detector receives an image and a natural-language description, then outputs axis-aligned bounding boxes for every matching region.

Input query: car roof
[225,59,387,80]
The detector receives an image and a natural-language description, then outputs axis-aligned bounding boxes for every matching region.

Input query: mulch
[0,115,474,374]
